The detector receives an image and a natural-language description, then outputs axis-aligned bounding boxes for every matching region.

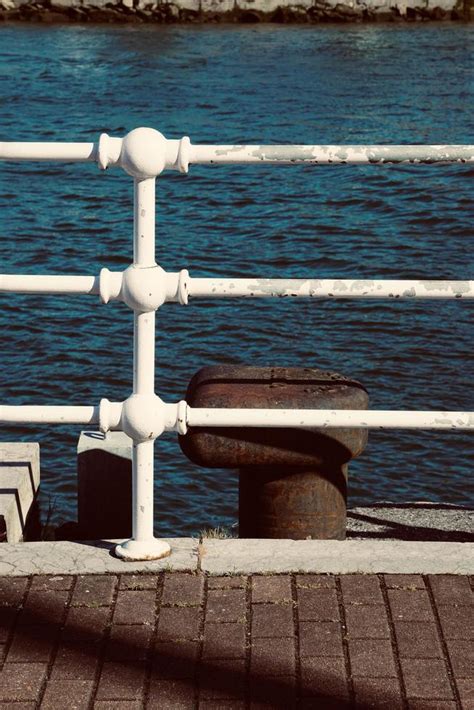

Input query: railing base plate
[114,538,171,561]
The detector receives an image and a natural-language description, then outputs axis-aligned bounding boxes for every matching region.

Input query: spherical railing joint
[121,264,167,312]
[119,127,167,179]
[120,394,166,442]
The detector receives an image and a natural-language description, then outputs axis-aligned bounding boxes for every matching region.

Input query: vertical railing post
[115,176,170,560]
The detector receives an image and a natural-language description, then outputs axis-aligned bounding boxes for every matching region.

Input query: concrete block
[168,0,200,11]
[0,443,40,543]
[201,0,234,13]
[77,431,132,540]
[80,0,112,9]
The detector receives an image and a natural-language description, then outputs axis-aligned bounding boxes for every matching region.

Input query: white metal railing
[1,127,473,561]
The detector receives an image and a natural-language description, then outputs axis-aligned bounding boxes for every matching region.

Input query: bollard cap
[179,366,369,468]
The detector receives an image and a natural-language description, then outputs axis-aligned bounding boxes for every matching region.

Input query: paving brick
[119,574,159,590]
[353,677,404,708]
[249,675,297,708]
[252,575,292,603]
[251,603,294,638]
[200,701,245,709]
[401,658,453,700]
[207,576,247,589]
[348,639,397,677]
[6,624,59,662]
[0,605,18,642]
[206,588,246,623]
[299,621,343,657]
[388,589,435,622]
[30,575,74,592]
[394,621,443,658]
[299,701,342,710]
[62,606,109,642]
[148,678,195,708]
[161,573,204,607]
[71,575,117,607]
[428,575,473,607]
[94,703,143,709]
[345,604,390,639]
[113,590,156,625]
[152,640,199,678]
[202,622,246,660]
[200,659,246,699]
[456,678,474,708]
[157,607,201,641]
[445,639,474,677]
[437,604,474,640]
[296,574,335,589]
[0,577,28,606]
[40,679,94,709]
[0,704,36,710]
[50,641,101,680]
[297,587,339,622]
[18,591,69,626]
[384,574,425,590]
[340,575,384,605]
[408,702,457,709]
[250,636,295,677]
[106,623,153,661]
[300,656,348,699]
[96,661,146,700]
[0,663,47,701]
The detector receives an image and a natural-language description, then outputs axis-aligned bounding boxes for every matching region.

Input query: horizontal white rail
[0,274,99,295]
[1,131,473,176]
[2,273,474,303]
[190,144,474,166]
[186,278,474,300]
[2,402,474,432]
[187,407,474,430]
[0,141,96,162]
[0,405,99,425]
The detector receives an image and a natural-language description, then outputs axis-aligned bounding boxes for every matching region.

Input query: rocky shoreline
[0,0,472,24]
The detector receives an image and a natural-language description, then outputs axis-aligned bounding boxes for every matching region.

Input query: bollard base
[114,538,171,561]
[239,466,348,540]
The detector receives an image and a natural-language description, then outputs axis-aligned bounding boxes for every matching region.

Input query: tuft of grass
[200,526,231,540]
[40,496,57,541]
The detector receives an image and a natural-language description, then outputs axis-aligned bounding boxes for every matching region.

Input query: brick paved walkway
[0,573,472,709]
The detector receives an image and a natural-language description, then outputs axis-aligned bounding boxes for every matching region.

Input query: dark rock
[372,11,391,20]
[430,4,447,16]
[37,9,70,20]
[271,5,308,21]
[87,6,137,20]
[239,8,261,20]
[179,7,200,20]
[334,2,358,15]
[307,6,326,20]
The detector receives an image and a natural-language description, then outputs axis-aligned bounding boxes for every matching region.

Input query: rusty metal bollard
[179,366,368,540]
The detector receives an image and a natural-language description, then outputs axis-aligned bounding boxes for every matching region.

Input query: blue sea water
[0,23,473,535]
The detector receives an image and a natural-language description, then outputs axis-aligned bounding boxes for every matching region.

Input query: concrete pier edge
[0,0,472,23]
[0,538,472,575]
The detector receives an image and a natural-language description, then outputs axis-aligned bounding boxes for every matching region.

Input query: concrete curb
[0,538,198,576]
[0,537,472,575]
[200,539,474,575]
